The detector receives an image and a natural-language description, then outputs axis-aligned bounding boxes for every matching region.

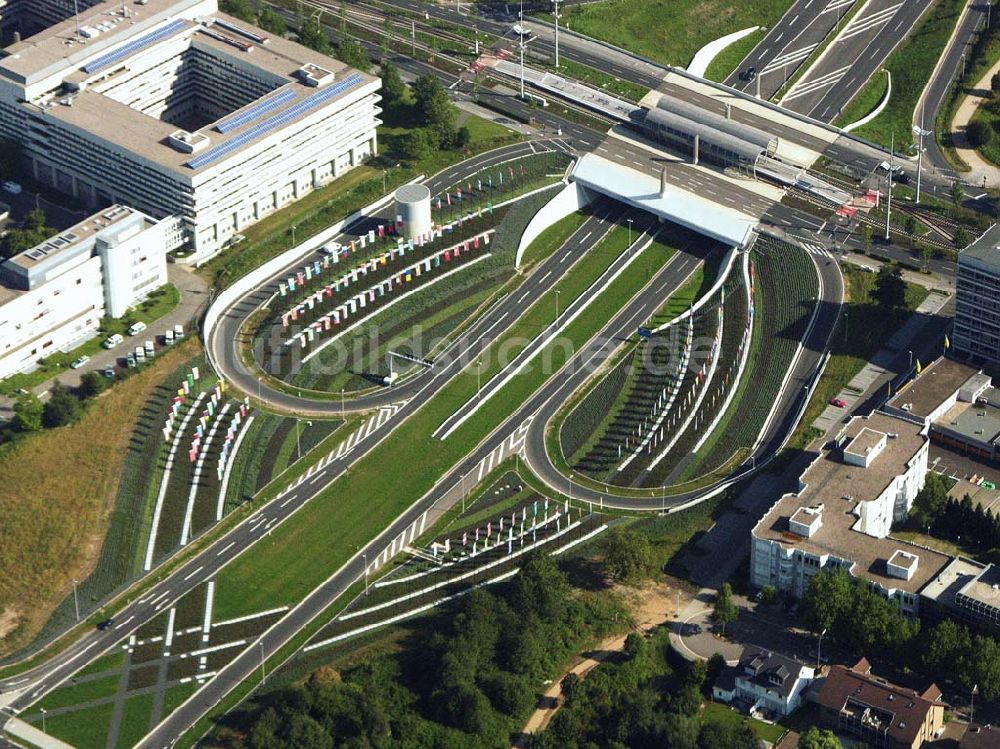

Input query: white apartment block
[0,204,169,379]
[750,411,946,615]
[0,0,381,261]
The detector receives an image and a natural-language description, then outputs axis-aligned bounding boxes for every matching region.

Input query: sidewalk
[3,716,74,749]
[949,57,1000,187]
[0,265,210,417]
[811,290,951,434]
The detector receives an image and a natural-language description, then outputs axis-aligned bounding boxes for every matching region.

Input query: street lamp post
[296,417,302,461]
[816,627,828,669]
[363,552,370,595]
[555,289,561,319]
[73,579,80,622]
[340,388,345,419]
[553,0,560,68]
[291,225,297,246]
[627,217,634,246]
[475,358,482,398]
[912,106,932,203]
[40,708,47,734]
[885,132,894,242]
[259,641,266,684]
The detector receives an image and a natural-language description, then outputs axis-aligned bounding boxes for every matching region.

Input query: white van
[174,324,184,339]
[144,340,155,357]
[127,321,147,336]
[102,333,124,349]
[134,346,146,361]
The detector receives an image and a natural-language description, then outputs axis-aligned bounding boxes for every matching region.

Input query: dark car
[97,618,116,631]
[741,66,757,82]
[892,171,912,184]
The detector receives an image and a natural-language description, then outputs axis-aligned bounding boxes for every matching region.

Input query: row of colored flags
[429,498,572,559]
[284,230,493,349]
[163,366,205,441]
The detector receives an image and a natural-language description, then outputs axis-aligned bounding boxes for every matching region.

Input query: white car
[70,355,90,369]
[2,181,22,195]
[320,242,342,256]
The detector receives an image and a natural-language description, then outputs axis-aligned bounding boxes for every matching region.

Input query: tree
[952,179,965,205]
[13,392,43,432]
[299,16,332,55]
[955,226,971,248]
[256,6,287,36]
[801,567,854,633]
[871,265,906,309]
[412,74,458,146]
[42,385,82,428]
[79,371,108,398]
[993,70,1000,93]
[603,526,652,582]
[799,726,840,749]
[287,714,332,749]
[663,712,700,749]
[711,583,738,635]
[705,652,727,696]
[910,472,950,530]
[862,223,873,252]
[903,213,918,237]
[220,0,255,22]
[455,125,471,150]
[380,62,406,109]
[922,619,972,686]
[400,127,435,161]
[968,119,994,149]
[337,38,370,71]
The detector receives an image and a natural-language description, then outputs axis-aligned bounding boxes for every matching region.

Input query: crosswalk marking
[802,242,833,258]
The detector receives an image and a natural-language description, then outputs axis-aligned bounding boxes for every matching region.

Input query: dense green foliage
[535,630,757,749]
[908,472,951,530]
[221,556,626,748]
[42,385,82,428]
[603,526,653,582]
[711,583,738,635]
[801,569,1000,697]
[1,209,54,259]
[799,726,839,749]
[871,265,906,309]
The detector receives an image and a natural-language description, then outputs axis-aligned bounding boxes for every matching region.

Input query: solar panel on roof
[187,73,364,170]
[216,89,297,134]
[83,19,188,74]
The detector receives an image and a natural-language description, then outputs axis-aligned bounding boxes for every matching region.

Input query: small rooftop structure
[885,358,986,423]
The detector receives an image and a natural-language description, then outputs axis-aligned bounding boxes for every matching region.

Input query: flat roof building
[0,0,381,261]
[750,411,950,613]
[0,205,169,379]
[954,224,1000,364]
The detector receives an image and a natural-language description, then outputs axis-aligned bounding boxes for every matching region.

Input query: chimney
[660,167,667,197]
[692,134,699,166]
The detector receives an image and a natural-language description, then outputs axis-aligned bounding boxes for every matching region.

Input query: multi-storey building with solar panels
[0,0,381,260]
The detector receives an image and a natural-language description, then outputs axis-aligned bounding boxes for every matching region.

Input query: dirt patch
[0,607,21,640]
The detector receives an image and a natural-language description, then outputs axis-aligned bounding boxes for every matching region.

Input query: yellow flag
[916,359,922,375]
[944,334,951,350]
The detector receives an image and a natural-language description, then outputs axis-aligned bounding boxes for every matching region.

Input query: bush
[968,119,994,148]
[79,371,108,398]
[42,387,82,428]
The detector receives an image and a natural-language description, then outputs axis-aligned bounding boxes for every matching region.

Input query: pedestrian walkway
[4,716,75,749]
[811,290,951,434]
[949,57,1000,188]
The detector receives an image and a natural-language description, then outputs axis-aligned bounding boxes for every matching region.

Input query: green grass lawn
[32,700,115,749]
[30,675,120,713]
[705,29,764,82]
[115,692,155,749]
[835,0,966,149]
[562,0,793,69]
[701,701,787,744]
[785,264,929,451]
[0,283,181,395]
[212,217,669,618]
[519,211,590,269]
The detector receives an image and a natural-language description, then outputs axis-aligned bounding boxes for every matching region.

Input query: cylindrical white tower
[395,184,432,241]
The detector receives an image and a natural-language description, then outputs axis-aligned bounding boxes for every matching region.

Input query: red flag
[508,165,514,178]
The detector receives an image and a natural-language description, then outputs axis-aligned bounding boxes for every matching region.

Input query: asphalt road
[523,239,845,510]
[725,0,857,99]
[783,0,935,121]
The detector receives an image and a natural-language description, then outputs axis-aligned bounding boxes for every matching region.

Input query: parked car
[144,340,155,357]
[830,398,847,408]
[126,352,136,368]
[104,364,116,379]
[127,321,147,336]
[135,346,146,361]
[164,329,175,346]
[70,355,90,369]
[102,333,124,349]
[174,324,184,339]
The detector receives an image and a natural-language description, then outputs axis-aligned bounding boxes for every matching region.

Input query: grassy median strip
[211,219,663,618]
[835,0,966,149]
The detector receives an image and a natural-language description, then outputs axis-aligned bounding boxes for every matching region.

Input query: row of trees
[219,0,287,35]
[801,568,1000,698]
[12,374,108,433]
[226,555,628,749]
[908,472,1000,554]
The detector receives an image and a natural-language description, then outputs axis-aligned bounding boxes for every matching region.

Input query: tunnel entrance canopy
[642,94,779,170]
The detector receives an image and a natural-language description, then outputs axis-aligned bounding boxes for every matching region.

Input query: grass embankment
[519,211,590,269]
[0,339,200,658]
[199,104,522,291]
[704,29,765,82]
[0,283,181,396]
[835,0,966,149]
[211,217,669,619]
[785,264,930,452]
[561,0,793,69]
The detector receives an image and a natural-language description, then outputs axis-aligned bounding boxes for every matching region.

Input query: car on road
[830,398,847,408]
[97,618,116,631]
[70,355,90,369]
[740,66,757,82]
[892,171,912,184]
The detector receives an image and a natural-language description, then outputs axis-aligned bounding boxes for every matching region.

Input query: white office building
[954,224,1000,363]
[0,205,169,379]
[0,0,381,261]
[749,411,947,614]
